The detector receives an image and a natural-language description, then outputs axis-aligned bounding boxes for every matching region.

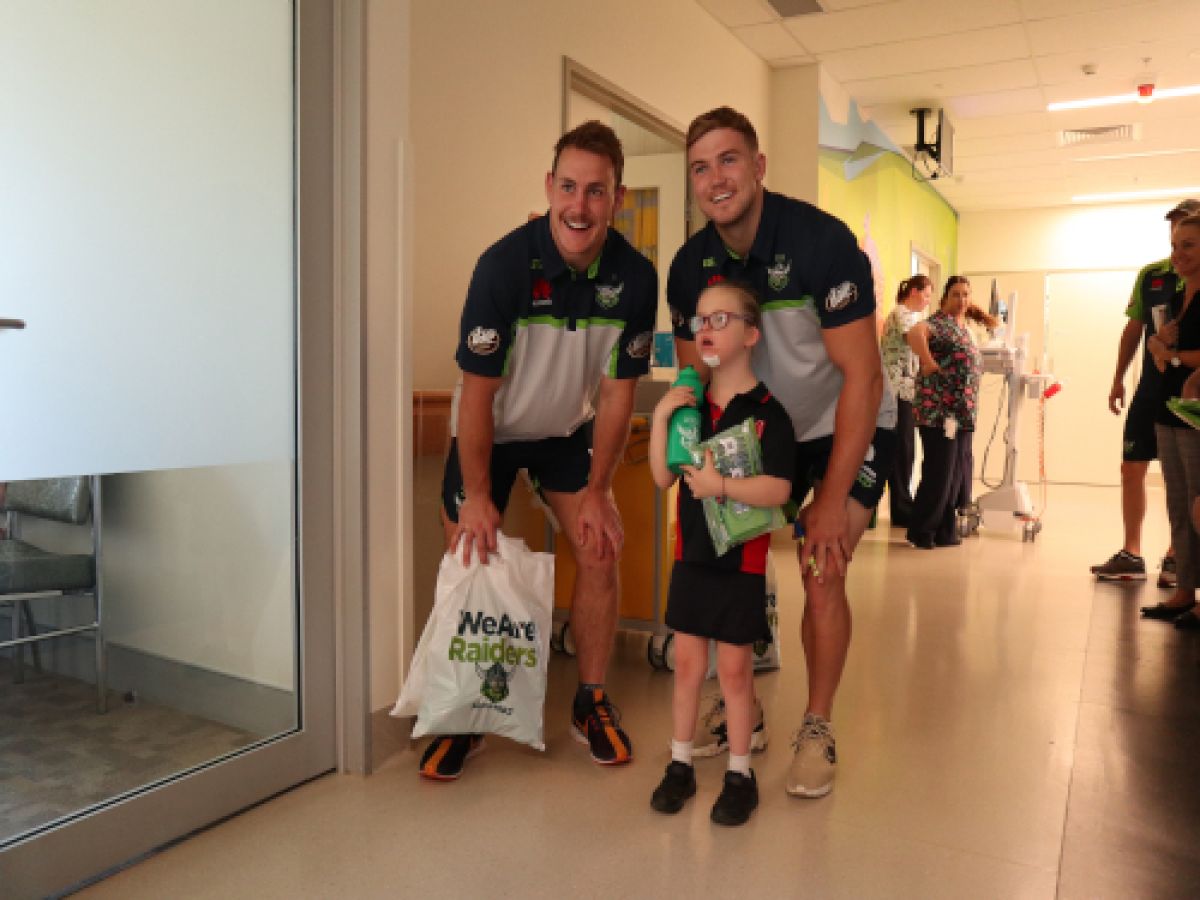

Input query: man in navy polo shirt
[1093,198,1200,584]
[668,107,895,799]
[419,121,657,781]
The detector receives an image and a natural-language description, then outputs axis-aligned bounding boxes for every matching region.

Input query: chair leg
[94,627,107,714]
[20,600,42,672]
[13,603,24,684]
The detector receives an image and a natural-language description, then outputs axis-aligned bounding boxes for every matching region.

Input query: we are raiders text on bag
[392,534,553,750]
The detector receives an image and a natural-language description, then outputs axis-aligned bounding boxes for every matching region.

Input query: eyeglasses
[688,311,754,334]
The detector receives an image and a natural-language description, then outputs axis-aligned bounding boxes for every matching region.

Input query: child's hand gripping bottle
[666,366,704,474]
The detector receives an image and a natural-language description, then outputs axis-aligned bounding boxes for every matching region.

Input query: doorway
[0,2,340,894]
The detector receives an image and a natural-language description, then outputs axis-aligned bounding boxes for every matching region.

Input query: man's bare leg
[1121,460,1150,556]
[543,488,630,764]
[787,497,873,799]
[800,498,873,720]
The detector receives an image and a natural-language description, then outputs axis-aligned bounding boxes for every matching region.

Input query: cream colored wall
[960,202,1180,490]
[104,465,294,689]
[410,0,770,392]
[767,65,820,204]
[365,0,412,712]
[959,202,1175,273]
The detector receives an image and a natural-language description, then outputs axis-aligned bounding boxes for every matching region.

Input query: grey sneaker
[691,694,769,758]
[1090,550,1146,581]
[786,714,836,798]
[1158,555,1178,589]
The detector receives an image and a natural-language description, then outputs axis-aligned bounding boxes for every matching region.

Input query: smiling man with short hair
[420,120,657,781]
[668,106,895,799]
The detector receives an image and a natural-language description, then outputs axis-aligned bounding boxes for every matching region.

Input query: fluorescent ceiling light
[1050,84,1200,112]
[1073,186,1200,203]
[1074,148,1200,163]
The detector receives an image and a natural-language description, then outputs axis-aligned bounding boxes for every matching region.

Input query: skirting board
[1,610,294,735]
[371,707,414,770]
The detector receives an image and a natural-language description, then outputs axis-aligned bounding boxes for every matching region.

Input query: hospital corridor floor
[81,484,1200,899]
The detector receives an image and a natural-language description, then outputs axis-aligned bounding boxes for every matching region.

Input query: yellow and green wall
[816,98,958,316]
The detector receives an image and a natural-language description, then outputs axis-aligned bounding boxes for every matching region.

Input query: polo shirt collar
[535,214,606,281]
[706,381,770,419]
[701,188,780,268]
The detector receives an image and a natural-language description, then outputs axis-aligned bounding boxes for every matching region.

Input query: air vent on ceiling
[766,0,825,16]
[1058,124,1141,147]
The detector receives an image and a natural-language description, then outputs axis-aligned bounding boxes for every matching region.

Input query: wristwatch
[1171,355,1182,367]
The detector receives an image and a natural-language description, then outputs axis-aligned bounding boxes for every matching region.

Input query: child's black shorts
[665,561,770,646]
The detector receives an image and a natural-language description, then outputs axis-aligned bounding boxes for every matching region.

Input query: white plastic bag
[392,533,554,750]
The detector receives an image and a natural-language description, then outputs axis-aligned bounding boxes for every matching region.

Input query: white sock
[728,753,751,777]
[671,739,693,765]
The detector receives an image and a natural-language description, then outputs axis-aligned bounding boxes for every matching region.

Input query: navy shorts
[440,423,592,521]
[791,427,896,511]
[1123,389,1158,462]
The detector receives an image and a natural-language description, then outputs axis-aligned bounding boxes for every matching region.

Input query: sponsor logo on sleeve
[466,326,501,355]
[826,281,858,312]
[627,331,653,359]
[595,281,624,309]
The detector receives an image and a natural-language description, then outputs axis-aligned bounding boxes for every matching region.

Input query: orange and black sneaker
[418,734,484,781]
[571,688,633,765]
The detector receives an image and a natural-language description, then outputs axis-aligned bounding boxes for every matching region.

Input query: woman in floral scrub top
[880,275,932,528]
[904,276,983,549]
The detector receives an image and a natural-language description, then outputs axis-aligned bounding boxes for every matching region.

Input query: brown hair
[1175,213,1200,233]
[701,279,761,329]
[553,120,624,187]
[943,275,999,327]
[895,274,932,304]
[685,106,759,153]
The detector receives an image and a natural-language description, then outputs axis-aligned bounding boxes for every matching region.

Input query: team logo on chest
[595,281,624,309]
[767,255,791,292]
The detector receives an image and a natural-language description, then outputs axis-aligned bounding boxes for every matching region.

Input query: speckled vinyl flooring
[0,660,255,843]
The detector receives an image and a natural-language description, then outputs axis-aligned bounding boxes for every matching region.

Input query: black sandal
[1141,602,1196,621]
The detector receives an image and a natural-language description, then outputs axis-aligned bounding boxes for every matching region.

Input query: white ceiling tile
[955,131,1061,158]
[842,59,1039,105]
[819,25,1030,83]
[770,53,818,67]
[1024,1,1200,57]
[782,0,1022,53]
[1033,36,1200,87]
[947,88,1047,119]
[1017,0,1163,20]
[733,22,808,59]
[818,0,901,10]
[696,0,778,27]
[698,0,1200,209]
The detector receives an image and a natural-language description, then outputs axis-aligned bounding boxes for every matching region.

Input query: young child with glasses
[647,280,795,825]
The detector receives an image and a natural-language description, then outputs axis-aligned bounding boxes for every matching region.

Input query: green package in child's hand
[696,417,786,556]
[1168,397,1200,430]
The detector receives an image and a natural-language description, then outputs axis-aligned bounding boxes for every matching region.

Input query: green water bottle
[666,366,704,474]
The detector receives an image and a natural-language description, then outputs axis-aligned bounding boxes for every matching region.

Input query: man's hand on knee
[575,487,624,562]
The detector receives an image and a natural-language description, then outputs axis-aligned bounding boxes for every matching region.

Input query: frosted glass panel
[0,0,294,480]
